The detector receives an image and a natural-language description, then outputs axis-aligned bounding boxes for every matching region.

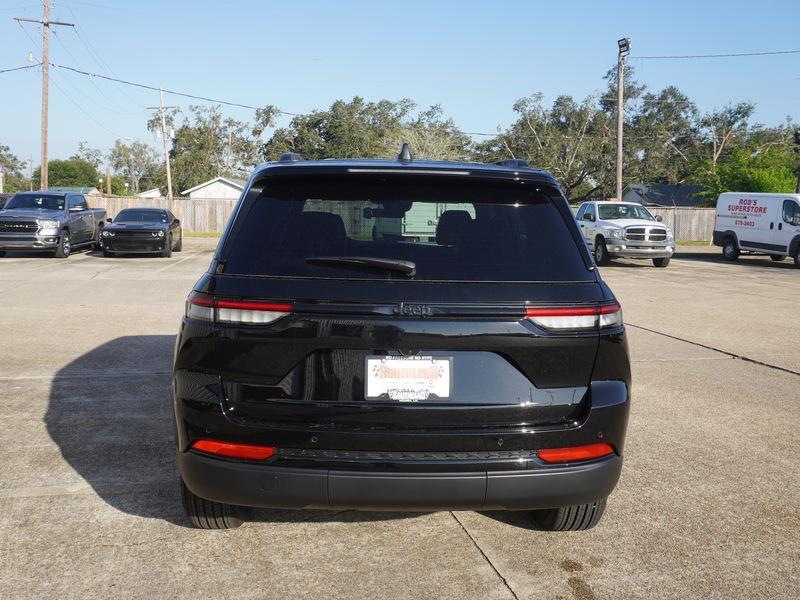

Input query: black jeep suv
[173,148,630,530]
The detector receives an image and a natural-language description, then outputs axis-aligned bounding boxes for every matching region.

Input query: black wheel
[593,238,610,266]
[770,255,785,262]
[94,228,103,251]
[722,237,739,261]
[174,232,182,252]
[0,251,6,258]
[54,231,71,259]
[161,234,172,258]
[794,246,800,268]
[532,498,607,531]
[102,249,113,258]
[180,478,242,530]
[652,257,670,268]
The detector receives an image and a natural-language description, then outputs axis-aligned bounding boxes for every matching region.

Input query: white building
[181,176,245,200]
[138,188,162,199]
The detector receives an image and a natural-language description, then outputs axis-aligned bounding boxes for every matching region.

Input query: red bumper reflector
[192,439,276,460]
[537,442,615,464]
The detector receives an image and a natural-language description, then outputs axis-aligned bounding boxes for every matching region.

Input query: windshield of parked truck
[598,204,655,221]
[5,194,65,211]
[115,209,168,223]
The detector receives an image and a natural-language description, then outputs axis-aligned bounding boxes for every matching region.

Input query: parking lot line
[153,252,202,272]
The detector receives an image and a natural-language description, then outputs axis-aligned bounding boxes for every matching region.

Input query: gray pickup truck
[0,191,107,258]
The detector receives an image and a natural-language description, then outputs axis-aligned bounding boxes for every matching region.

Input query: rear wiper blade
[305,256,416,277]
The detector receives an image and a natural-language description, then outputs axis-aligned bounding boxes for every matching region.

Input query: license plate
[365,355,452,402]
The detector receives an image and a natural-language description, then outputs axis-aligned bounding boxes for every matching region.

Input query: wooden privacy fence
[93,196,239,233]
[648,208,715,242]
[92,195,718,241]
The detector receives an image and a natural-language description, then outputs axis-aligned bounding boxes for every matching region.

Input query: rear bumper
[178,450,622,511]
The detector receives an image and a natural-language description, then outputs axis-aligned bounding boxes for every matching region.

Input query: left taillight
[525,302,622,331]
[186,292,293,325]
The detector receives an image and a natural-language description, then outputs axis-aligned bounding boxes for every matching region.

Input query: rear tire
[161,234,172,258]
[722,237,739,261]
[180,478,242,530]
[770,255,785,262]
[652,257,670,268]
[54,231,71,259]
[532,497,607,531]
[593,238,610,266]
[174,232,182,252]
[794,246,800,268]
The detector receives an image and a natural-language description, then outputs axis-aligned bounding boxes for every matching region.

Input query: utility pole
[14,2,74,191]
[147,89,176,199]
[615,37,631,201]
[106,167,112,197]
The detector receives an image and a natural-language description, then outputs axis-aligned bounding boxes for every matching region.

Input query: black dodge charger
[100,208,182,257]
[174,149,631,530]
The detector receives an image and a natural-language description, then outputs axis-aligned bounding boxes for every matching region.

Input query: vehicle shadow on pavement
[673,251,797,269]
[45,335,185,525]
[45,335,423,528]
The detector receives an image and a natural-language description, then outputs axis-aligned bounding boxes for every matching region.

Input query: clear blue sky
[2,0,799,165]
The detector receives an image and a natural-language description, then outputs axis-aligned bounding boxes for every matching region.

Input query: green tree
[384,105,473,161]
[33,158,99,188]
[699,146,797,199]
[108,139,160,194]
[0,144,31,192]
[70,142,103,171]
[150,105,275,194]
[260,97,415,161]
[629,86,698,185]
[475,93,614,200]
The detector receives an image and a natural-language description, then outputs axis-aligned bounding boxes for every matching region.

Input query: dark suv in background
[173,147,631,530]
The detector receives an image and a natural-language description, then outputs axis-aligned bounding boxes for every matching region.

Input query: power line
[637,49,800,59]
[0,64,38,74]
[48,73,126,138]
[4,63,707,143]
[59,0,150,111]
[50,28,141,115]
[49,62,299,115]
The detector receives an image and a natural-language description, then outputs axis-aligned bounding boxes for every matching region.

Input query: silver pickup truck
[0,191,107,258]
[575,201,675,267]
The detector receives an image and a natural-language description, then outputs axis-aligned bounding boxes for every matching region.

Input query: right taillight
[526,302,622,331]
[186,292,293,325]
[538,442,615,464]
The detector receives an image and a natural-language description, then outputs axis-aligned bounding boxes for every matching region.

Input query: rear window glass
[223,177,590,282]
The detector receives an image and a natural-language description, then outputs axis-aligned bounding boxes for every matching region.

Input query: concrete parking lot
[0,243,798,599]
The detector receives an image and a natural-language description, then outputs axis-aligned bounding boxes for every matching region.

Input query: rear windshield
[223,178,590,282]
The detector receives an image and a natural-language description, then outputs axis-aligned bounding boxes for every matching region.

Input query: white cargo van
[712,192,800,267]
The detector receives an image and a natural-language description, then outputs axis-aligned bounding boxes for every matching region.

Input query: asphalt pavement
[0,244,797,599]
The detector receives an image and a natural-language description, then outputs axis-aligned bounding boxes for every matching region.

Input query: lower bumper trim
[178,451,622,511]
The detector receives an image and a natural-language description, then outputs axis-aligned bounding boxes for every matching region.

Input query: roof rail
[493,159,529,169]
[279,152,303,162]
